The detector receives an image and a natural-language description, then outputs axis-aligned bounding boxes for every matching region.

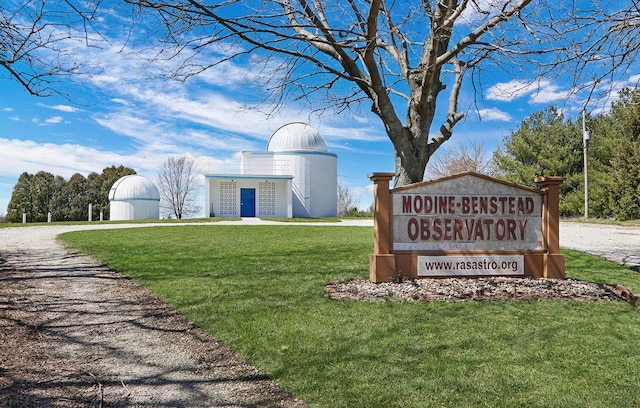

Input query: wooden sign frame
[368,172,565,283]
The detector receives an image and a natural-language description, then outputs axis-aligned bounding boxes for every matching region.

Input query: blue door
[240,188,256,217]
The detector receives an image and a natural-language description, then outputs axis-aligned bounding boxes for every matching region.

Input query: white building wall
[110,199,160,221]
[205,177,212,217]
[309,153,338,217]
[241,152,274,174]
[241,152,291,176]
[209,178,238,217]
[207,177,292,218]
[273,152,337,218]
[288,154,311,218]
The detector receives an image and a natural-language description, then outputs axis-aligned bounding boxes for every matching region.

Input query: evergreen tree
[6,172,33,222]
[87,172,102,220]
[51,175,71,221]
[595,88,640,220]
[67,173,89,221]
[493,107,586,216]
[30,171,55,222]
[6,165,138,223]
[494,93,640,219]
[579,110,615,219]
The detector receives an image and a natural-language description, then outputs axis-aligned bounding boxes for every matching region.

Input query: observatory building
[205,122,337,218]
[109,174,160,221]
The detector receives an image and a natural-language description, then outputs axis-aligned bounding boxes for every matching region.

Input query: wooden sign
[368,172,565,283]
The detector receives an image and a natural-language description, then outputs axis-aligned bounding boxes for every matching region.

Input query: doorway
[240,188,256,217]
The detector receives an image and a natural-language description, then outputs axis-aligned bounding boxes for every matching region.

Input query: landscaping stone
[325,277,625,303]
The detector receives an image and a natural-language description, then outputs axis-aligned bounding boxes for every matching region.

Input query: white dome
[109,175,160,201]
[267,122,327,152]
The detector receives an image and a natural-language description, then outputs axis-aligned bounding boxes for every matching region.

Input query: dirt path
[0,224,306,407]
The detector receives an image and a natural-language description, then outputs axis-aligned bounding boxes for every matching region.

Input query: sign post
[369,172,565,283]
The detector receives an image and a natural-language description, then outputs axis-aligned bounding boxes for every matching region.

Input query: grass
[0,217,240,228]
[562,217,640,226]
[261,217,342,222]
[59,225,640,407]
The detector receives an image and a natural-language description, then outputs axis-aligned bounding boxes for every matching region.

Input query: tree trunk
[389,88,440,188]
[394,148,428,188]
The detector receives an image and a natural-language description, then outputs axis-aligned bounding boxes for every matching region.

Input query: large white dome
[266,122,327,152]
[109,175,160,201]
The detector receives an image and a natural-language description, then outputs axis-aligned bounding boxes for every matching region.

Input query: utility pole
[582,109,590,220]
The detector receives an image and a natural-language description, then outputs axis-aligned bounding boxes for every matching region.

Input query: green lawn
[60,225,640,408]
[0,217,239,228]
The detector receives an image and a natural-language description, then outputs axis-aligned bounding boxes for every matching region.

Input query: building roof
[205,174,293,180]
[266,122,328,152]
[109,174,160,201]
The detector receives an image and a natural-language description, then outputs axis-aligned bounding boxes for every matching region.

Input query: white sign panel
[418,255,525,277]
[392,174,543,251]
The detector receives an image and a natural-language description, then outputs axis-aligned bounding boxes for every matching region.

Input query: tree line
[494,88,640,221]
[6,165,136,223]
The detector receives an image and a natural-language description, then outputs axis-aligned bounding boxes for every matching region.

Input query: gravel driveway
[559,222,640,271]
[0,224,306,407]
[1,220,638,406]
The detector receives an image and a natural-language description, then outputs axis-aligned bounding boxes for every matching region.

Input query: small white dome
[267,122,327,152]
[109,175,160,201]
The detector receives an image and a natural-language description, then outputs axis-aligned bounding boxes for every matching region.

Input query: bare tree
[543,2,640,103]
[157,155,202,219]
[126,1,638,186]
[8,1,637,185]
[337,182,360,217]
[0,0,99,96]
[426,140,498,179]
[122,0,557,187]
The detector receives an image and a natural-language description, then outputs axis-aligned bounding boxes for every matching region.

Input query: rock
[325,277,624,303]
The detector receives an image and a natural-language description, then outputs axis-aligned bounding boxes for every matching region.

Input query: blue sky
[1,3,637,217]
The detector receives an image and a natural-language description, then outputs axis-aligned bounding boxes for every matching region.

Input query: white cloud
[51,104,79,113]
[74,45,283,141]
[0,137,232,182]
[90,74,120,85]
[196,59,264,88]
[110,81,388,148]
[628,74,640,84]
[130,88,278,139]
[92,111,261,155]
[528,83,570,104]
[36,103,79,113]
[53,27,394,153]
[0,138,132,178]
[44,116,64,124]
[575,73,640,115]
[486,80,538,102]
[457,0,511,25]
[82,40,253,93]
[31,116,65,125]
[477,108,512,122]
[320,121,388,144]
[486,79,569,104]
